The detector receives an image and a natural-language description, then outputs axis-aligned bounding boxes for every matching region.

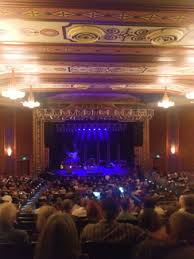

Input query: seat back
[82,241,133,259]
[16,213,37,234]
[0,243,36,259]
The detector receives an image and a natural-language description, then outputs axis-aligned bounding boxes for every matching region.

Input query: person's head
[120,199,129,212]
[35,213,80,259]
[101,198,119,221]
[183,194,194,213]
[139,208,161,231]
[86,200,103,222]
[169,211,194,242]
[36,205,56,232]
[2,195,12,203]
[63,199,73,214]
[55,198,64,211]
[143,197,157,209]
[0,203,17,227]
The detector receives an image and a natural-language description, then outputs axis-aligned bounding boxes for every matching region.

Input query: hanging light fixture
[22,85,40,109]
[1,68,25,100]
[157,77,175,108]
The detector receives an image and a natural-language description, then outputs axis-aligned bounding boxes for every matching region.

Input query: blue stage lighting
[78,128,81,131]
[104,128,107,131]
[93,128,96,131]
[98,128,101,131]
[83,128,85,131]
[89,129,91,131]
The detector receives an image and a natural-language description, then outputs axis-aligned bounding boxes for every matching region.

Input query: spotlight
[89,129,91,131]
[78,129,81,131]
[104,128,107,131]
[93,128,96,131]
[83,129,85,131]
[98,128,101,131]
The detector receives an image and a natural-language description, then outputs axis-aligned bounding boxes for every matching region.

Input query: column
[143,118,150,170]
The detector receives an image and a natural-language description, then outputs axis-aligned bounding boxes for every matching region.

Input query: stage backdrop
[44,121,143,169]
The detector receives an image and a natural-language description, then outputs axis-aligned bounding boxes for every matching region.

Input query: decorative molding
[146,28,186,46]
[0,63,194,77]
[0,7,193,26]
[67,25,105,43]
[0,19,192,47]
[35,104,154,122]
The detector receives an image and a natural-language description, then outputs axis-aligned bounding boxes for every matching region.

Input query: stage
[54,166,129,177]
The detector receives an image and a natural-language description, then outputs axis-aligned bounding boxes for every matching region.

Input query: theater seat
[0,243,36,259]
[117,218,138,225]
[82,241,133,259]
[16,213,37,234]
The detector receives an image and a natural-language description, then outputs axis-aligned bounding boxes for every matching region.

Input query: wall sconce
[170,145,176,155]
[6,147,12,157]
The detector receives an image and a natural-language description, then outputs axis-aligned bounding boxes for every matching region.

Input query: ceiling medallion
[67,25,105,43]
[146,28,186,46]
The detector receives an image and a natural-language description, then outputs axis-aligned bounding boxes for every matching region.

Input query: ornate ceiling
[1,0,194,106]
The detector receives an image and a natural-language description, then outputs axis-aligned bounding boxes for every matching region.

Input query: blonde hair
[0,203,17,226]
[36,205,56,232]
[35,213,80,259]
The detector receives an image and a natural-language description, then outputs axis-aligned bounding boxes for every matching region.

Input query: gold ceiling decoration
[67,25,105,43]
[35,104,154,122]
[146,28,186,46]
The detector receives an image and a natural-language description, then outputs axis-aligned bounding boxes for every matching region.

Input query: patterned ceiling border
[35,104,154,122]
[0,63,194,76]
[0,7,194,26]
[0,82,189,94]
[0,20,192,47]
[1,45,194,55]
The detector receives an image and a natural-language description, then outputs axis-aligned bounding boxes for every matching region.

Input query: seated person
[169,211,194,244]
[179,194,194,214]
[138,197,164,230]
[117,199,137,223]
[0,203,29,244]
[86,200,103,223]
[164,211,194,259]
[81,198,145,243]
[63,199,73,215]
[72,197,87,218]
[36,205,56,234]
[35,213,80,259]
[136,210,169,259]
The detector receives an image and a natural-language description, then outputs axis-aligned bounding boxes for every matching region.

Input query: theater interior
[0,1,194,259]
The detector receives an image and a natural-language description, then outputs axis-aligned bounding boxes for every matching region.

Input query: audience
[0,171,194,259]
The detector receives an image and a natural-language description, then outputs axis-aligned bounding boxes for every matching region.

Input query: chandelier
[1,68,25,100]
[22,85,40,109]
[158,86,175,109]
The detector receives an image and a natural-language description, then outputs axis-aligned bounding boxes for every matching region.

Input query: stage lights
[56,122,127,133]
[76,127,107,131]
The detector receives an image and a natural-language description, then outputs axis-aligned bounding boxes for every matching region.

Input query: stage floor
[54,166,129,177]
